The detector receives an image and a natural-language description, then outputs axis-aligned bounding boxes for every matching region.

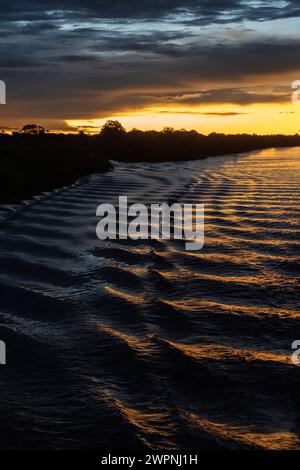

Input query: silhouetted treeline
[99,125,300,162]
[1,120,300,203]
[0,126,112,203]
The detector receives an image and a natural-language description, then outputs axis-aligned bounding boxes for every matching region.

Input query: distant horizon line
[1,122,300,138]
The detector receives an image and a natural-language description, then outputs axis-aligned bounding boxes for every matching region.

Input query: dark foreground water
[0,148,299,450]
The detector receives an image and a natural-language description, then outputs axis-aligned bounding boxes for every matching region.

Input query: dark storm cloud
[160,87,290,106]
[1,1,300,23]
[1,0,300,127]
[1,38,298,121]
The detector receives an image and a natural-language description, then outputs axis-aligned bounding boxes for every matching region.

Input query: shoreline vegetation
[1,120,300,204]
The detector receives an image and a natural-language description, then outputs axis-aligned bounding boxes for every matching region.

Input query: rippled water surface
[0,147,299,449]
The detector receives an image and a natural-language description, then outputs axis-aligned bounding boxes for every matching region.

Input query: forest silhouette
[1,120,300,203]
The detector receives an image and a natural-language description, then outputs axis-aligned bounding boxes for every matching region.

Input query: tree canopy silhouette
[100,120,125,135]
[18,124,46,135]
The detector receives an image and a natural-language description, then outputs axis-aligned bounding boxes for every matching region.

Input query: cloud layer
[0,1,300,129]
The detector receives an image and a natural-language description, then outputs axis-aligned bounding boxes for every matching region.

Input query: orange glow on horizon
[65,102,300,135]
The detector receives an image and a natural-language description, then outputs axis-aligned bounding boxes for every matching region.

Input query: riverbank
[0,133,112,203]
[1,127,300,203]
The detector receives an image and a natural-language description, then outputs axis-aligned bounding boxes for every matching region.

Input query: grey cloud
[1,1,300,128]
[1,1,300,23]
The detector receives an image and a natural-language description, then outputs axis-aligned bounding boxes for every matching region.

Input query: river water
[0,147,299,449]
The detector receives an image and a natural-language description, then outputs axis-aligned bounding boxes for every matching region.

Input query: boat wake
[0,148,299,449]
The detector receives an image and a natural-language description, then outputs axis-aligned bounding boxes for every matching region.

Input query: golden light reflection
[94,320,153,354]
[98,388,173,440]
[103,284,147,304]
[160,298,299,318]
[182,412,299,450]
[162,338,290,365]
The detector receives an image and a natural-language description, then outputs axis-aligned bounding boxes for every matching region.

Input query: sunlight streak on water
[0,147,299,449]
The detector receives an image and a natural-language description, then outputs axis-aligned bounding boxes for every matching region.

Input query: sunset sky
[1,0,300,134]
